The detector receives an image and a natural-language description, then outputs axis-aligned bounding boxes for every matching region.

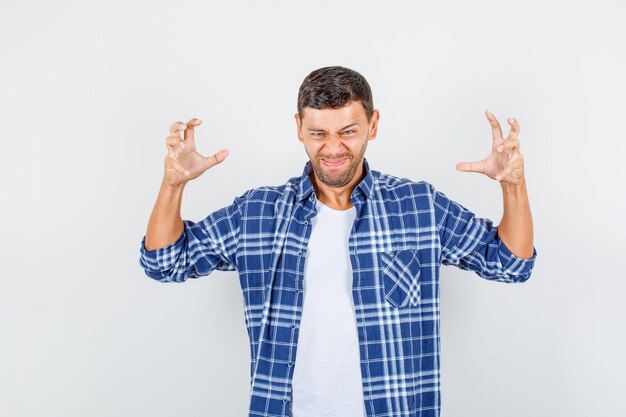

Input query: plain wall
[1,0,625,416]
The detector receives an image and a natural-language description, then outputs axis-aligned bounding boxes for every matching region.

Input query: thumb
[205,149,230,170]
[456,160,485,174]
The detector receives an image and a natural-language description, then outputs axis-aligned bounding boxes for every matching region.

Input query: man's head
[295,66,379,189]
[296,66,375,122]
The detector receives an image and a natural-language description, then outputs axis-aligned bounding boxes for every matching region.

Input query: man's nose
[324,134,347,151]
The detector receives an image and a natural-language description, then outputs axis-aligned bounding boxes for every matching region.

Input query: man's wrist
[160,178,186,198]
[500,177,526,196]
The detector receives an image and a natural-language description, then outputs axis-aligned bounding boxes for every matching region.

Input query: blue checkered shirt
[139,158,537,417]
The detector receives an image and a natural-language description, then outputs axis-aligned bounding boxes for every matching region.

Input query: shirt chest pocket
[380,249,422,309]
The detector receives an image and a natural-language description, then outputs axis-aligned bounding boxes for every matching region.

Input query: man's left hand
[456,110,525,186]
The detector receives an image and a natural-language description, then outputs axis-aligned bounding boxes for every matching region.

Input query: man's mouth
[321,158,348,167]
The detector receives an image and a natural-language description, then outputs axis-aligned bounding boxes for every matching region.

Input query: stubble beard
[310,139,368,188]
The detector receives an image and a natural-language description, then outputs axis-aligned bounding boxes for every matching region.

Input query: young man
[139,66,537,417]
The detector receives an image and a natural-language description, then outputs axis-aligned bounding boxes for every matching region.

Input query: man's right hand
[163,118,229,187]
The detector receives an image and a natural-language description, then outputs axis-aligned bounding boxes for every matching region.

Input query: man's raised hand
[455,110,525,186]
[163,118,229,187]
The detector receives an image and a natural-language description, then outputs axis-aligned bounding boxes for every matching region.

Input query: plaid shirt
[139,158,537,417]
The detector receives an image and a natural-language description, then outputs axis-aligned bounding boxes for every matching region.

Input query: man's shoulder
[234,174,302,204]
[371,169,435,197]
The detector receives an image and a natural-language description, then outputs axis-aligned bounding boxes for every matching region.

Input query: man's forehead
[301,101,367,128]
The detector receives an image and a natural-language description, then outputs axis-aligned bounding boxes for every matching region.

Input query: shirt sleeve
[138,195,243,283]
[431,185,537,283]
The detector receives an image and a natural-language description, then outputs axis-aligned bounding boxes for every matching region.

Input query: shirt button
[291,324,296,330]
[304,220,309,225]
[297,251,302,256]
[283,398,288,404]
[295,289,301,294]
[287,362,293,367]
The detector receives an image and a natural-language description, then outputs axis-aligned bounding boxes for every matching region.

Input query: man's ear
[368,109,380,141]
[294,112,304,143]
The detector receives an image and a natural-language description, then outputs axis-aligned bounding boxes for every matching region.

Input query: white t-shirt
[290,199,366,417]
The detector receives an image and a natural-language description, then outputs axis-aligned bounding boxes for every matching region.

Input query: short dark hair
[297,66,374,122]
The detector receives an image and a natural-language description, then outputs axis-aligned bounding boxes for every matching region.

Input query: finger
[507,117,520,140]
[456,160,485,174]
[495,157,523,181]
[183,118,202,142]
[168,121,187,139]
[165,135,187,158]
[485,109,503,144]
[166,154,191,177]
[496,138,520,153]
[204,149,230,170]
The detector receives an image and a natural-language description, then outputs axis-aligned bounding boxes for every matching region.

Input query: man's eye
[311,132,324,137]
[343,130,355,135]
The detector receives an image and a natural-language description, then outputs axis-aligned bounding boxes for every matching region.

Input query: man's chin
[311,158,360,187]
[321,177,351,187]
[316,170,353,187]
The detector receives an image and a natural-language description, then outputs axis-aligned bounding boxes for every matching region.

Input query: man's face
[295,100,379,188]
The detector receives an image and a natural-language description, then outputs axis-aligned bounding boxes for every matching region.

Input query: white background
[1,0,625,416]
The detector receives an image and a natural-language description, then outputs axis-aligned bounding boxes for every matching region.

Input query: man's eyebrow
[306,123,359,132]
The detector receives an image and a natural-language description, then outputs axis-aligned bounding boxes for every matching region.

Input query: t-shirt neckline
[315,199,356,215]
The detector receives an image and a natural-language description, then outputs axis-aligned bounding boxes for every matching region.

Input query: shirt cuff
[497,236,538,278]
[139,229,187,272]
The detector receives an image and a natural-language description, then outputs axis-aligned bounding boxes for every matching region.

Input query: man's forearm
[144,179,186,251]
[497,177,534,259]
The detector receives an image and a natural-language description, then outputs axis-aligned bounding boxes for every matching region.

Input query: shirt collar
[296,157,375,203]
